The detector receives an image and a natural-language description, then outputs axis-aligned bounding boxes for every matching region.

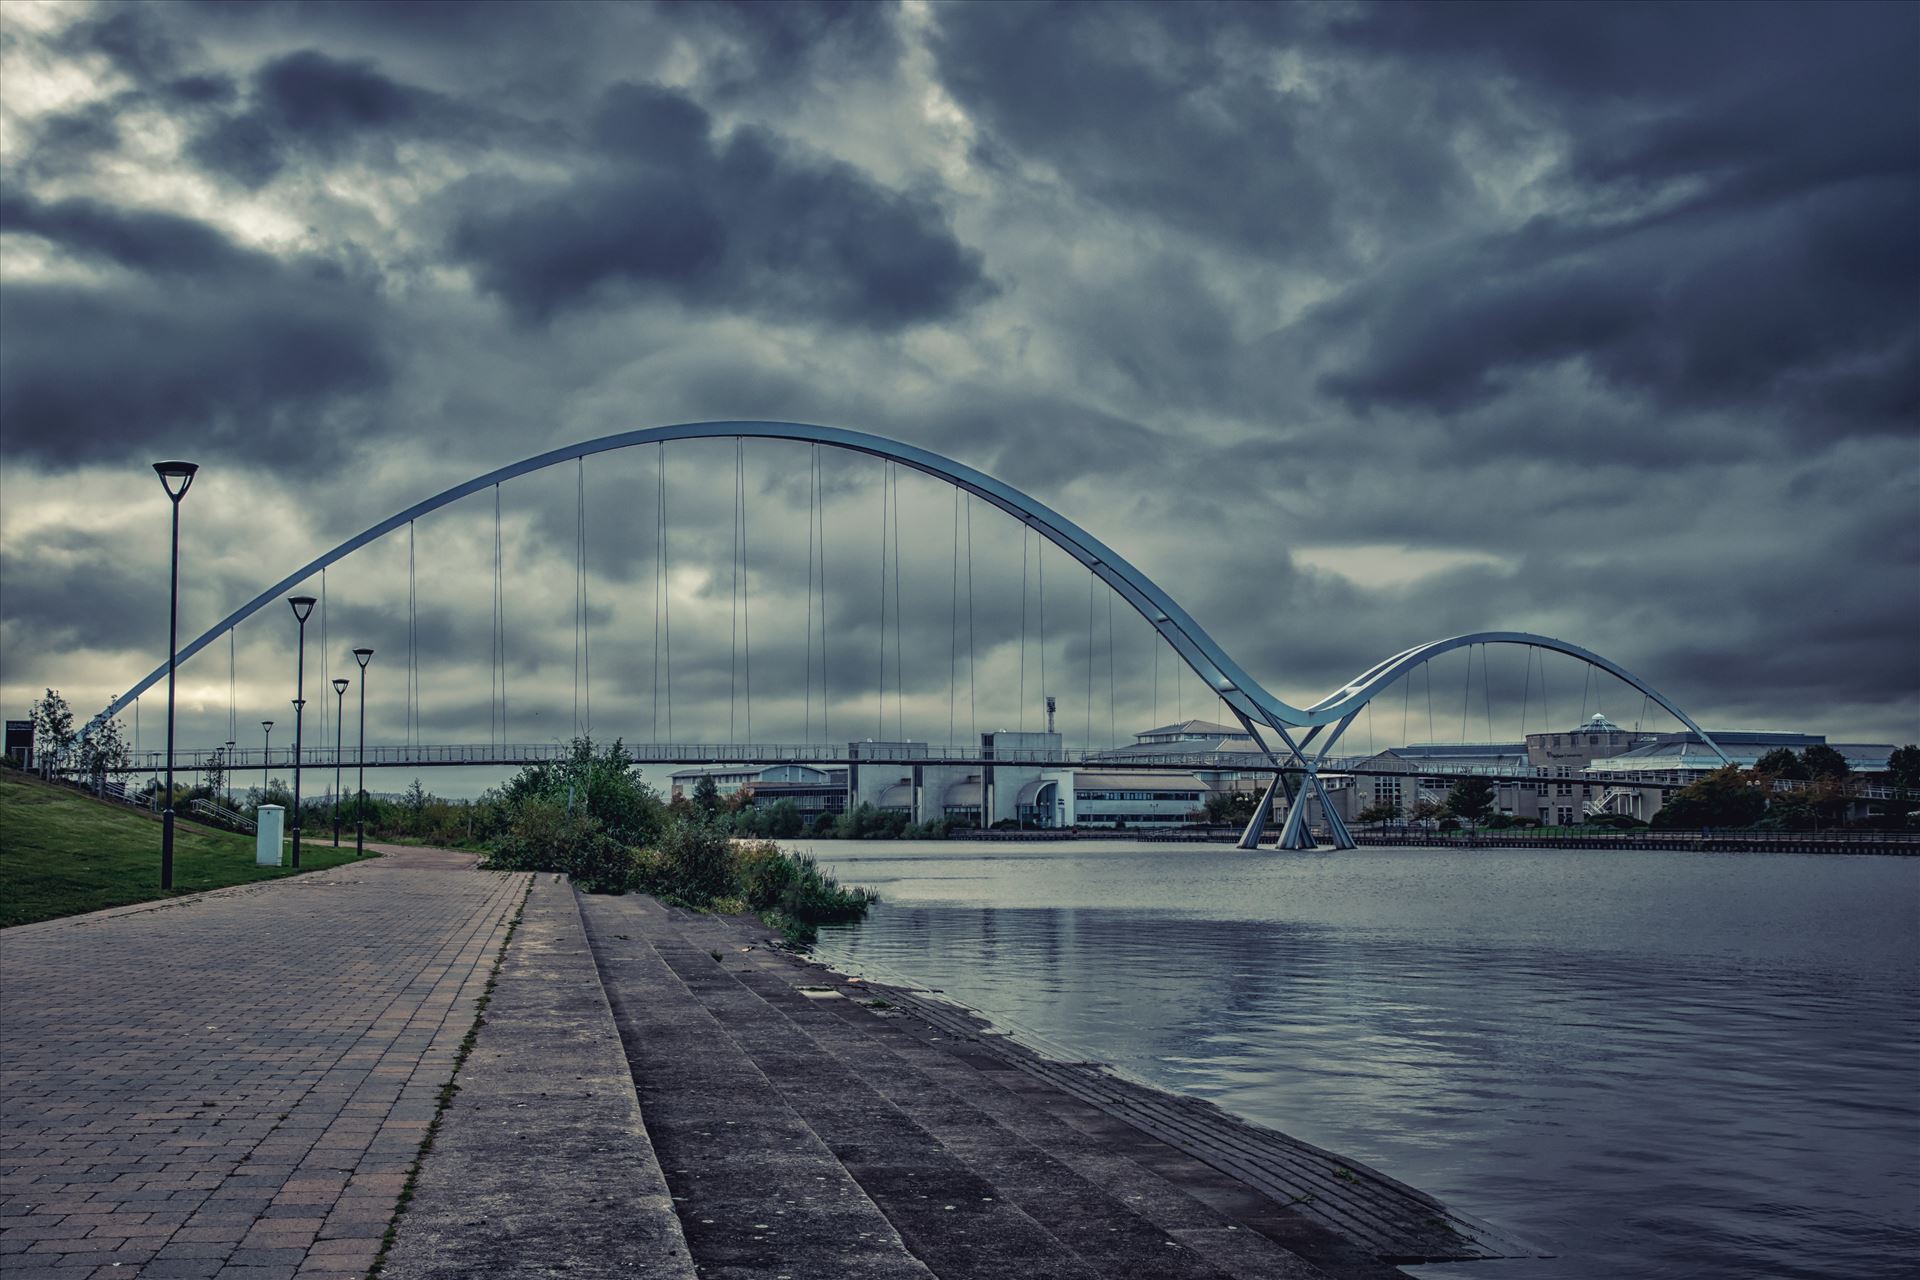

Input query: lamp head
[352,647,374,669]
[152,460,199,501]
[288,596,317,623]
[292,698,306,709]
[263,720,273,731]
[333,678,350,695]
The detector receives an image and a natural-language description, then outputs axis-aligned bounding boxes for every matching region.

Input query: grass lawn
[0,770,372,928]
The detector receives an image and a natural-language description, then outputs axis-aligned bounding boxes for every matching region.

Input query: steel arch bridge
[88,421,1728,850]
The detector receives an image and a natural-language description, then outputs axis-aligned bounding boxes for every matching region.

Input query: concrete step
[656,904,1525,1270]
[714,953,1341,1280]
[582,893,938,1280]
[383,874,695,1279]
[616,896,1350,1280]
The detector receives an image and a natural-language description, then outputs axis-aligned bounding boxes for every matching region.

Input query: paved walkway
[0,848,525,1280]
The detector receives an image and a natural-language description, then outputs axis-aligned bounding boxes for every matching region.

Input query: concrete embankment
[395,881,1533,1278]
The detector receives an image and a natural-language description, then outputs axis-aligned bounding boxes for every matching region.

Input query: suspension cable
[1520,644,1533,740]
[228,627,235,750]
[876,460,889,740]
[1018,526,1029,732]
[655,444,672,742]
[731,441,741,741]
[1037,540,1046,722]
[949,487,959,748]
[582,459,591,739]
[1483,644,1494,744]
[815,446,828,750]
[741,439,751,742]
[1540,652,1550,738]
[407,521,417,749]
[491,489,499,749]
[1424,658,1434,744]
[652,452,661,743]
[320,567,329,761]
[1152,623,1160,728]
[806,446,817,744]
[892,462,905,742]
[1106,585,1116,748]
[965,493,976,743]
[1085,570,1095,749]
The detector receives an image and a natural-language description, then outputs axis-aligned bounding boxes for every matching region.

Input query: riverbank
[939,823,1920,853]
[806,840,1920,1279]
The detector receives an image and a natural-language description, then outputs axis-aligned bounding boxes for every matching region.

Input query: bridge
[71,421,1729,851]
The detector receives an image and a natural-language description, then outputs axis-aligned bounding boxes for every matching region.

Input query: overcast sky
[2,0,1915,778]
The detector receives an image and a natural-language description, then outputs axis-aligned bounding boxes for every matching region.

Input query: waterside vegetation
[471,739,876,942]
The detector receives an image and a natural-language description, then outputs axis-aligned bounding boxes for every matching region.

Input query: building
[1068,772,1208,827]
[670,764,848,821]
[1085,718,1270,790]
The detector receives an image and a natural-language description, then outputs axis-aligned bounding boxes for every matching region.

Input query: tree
[1409,797,1445,826]
[1355,801,1401,826]
[1651,766,1766,829]
[1800,744,1850,780]
[692,773,721,817]
[75,711,130,794]
[1203,789,1261,825]
[768,799,803,839]
[1889,745,1920,790]
[1752,747,1807,780]
[29,690,75,777]
[1444,776,1495,825]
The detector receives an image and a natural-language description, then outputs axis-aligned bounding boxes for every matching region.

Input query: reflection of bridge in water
[79,422,1732,851]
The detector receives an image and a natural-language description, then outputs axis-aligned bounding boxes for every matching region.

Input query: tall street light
[353,648,373,856]
[262,720,274,801]
[332,677,349,846]
[288,595,316,868]
[152,460,198,891]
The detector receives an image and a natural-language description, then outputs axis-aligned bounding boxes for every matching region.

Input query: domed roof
[1578,713,1624,733]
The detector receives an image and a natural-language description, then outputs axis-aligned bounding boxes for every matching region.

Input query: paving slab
[582,894,1352,1279]
[382,873,693,1279]
[0,846,524,1280]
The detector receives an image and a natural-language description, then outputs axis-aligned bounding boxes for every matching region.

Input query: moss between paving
[0,769,368,927]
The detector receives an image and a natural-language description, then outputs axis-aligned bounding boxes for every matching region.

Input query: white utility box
[256,805,285,866]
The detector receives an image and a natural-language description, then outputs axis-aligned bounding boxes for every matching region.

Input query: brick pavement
[1,847,527,1280]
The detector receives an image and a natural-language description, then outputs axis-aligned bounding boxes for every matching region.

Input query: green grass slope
[0,770,369,928]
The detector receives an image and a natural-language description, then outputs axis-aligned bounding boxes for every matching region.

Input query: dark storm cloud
[189,49,467,187]
[0,194,388,464]
[931,2,1341,258]
[3,0,1915,748]
[1303,0,1920,432]
[447,82,992,328]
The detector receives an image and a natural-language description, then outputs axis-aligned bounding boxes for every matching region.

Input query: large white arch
[86,422,1725,762]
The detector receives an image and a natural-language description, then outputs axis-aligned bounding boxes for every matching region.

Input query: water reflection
[808,843,1920,1280]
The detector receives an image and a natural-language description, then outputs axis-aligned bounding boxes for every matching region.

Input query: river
[803,841,1919,1279]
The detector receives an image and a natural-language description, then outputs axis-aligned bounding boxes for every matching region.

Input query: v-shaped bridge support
[1235,712,1360,852]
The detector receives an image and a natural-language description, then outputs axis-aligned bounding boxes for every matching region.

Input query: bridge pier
[1237,771,1287,850]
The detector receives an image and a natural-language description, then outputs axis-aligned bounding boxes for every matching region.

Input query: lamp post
[152,460,198,891]
[332,677,349,846]
[262,720,273,801]
[353,648,373,856]
[288,595,316,868]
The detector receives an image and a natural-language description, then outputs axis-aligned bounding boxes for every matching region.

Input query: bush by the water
[475,740,875,939]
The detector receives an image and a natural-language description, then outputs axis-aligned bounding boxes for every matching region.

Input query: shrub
[480,798,633,892]
[641,818,736,904]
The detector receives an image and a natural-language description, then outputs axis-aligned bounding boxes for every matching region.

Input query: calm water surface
[804,841,1919,1280]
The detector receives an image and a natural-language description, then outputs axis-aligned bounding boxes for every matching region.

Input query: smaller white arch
[1303,632,1729,765]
